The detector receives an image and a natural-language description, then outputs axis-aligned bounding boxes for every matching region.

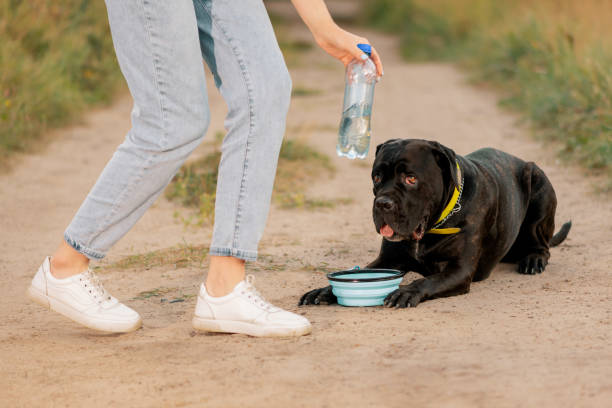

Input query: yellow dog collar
[427,161,462,235]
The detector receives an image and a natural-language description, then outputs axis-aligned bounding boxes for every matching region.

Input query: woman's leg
[188,0,310,336]
[192,0,292,294]
[53,0,210,274]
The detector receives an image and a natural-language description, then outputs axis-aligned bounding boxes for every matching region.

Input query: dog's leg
[507,163,557,275]
[383,264,472,308]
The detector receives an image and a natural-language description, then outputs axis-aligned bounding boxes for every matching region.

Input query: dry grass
[99,243,209,272]
[407,0,612,59]
[0,1,123,167]
[165,134,341,224]
[366,0,612,189]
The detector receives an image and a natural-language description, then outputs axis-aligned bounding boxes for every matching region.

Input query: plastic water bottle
[337,43,377,159]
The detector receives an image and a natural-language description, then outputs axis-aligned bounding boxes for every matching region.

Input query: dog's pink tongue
[380,224,394,237]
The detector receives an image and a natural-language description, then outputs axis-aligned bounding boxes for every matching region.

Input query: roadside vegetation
[365,0,612,190]
[99,242,209,272]
[165,132,340,225]
[0,1,123,167]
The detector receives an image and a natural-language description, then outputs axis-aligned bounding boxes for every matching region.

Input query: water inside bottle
[337,102,371,159]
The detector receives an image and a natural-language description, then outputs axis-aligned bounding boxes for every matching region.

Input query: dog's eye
[405,175,417,185]
[373,175,382,184]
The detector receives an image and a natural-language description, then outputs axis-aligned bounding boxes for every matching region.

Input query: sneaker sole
[27,285,142,333]
[192,316,312,337]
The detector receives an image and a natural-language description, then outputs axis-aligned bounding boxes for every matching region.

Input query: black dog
[300,139,571,308]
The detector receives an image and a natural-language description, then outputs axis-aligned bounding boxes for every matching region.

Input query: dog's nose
[375,196,395,212]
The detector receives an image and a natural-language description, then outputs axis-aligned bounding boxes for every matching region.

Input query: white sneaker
[27,257,142,333]
[192,275,312,337]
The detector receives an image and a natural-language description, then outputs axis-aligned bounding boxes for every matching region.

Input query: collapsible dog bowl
[327,268,406,307]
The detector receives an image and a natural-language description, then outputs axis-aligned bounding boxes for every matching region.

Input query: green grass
[273,138,337,209]
[0,1,123,167]
[165,149,221,225]
[132,287,173,300]
[278,39,313,54]
[165,136,339,224]
[278,138,333,168]
[102,243,209,271]
[131,287,196,303]
[291,86,323,97]
[364,0,612,190]
[273,194,353,210]
[107,247,340,280]
[277,38,313,67]
[268,11,314,68]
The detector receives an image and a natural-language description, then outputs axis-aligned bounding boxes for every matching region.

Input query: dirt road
[1,2,611,407]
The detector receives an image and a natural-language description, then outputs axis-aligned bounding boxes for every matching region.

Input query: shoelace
[79,269,112,304]
[242,275,278,312]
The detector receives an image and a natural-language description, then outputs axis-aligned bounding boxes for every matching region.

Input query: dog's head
[371,139,458,242]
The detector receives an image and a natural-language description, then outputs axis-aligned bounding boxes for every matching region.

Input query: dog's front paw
[384,282,426,308]
[299,286,337,306]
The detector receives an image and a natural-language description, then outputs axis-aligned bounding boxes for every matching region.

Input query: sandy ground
[1,2,611,407]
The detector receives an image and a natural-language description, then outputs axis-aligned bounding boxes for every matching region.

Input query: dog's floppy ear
[375,143,384,156]
[375,138,401,157]
[428,141,459,190]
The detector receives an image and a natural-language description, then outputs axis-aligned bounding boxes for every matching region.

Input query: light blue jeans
[64,0,291,261]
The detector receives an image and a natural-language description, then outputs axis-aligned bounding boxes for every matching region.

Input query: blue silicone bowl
[327,268,406,307]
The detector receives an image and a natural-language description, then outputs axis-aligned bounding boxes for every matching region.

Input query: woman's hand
[314,25,383,77]
[290,0,383,77]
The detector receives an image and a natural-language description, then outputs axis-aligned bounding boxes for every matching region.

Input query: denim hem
[209,246,257,262]
[63,233,105,260]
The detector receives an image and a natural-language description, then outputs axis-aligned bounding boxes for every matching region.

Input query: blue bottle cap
[357,43,372,57]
